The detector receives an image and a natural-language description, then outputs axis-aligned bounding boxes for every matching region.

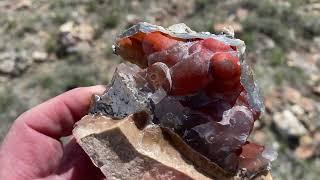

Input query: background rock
[273,110,307,137]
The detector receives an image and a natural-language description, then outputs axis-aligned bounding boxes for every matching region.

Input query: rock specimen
[74,22,277,179]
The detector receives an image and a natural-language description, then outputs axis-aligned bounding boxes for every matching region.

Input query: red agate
[112,22,276,175]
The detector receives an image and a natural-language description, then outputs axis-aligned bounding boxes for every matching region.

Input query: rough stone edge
[73,114,212,180]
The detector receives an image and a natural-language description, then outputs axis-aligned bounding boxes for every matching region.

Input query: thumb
[54,138,105,180]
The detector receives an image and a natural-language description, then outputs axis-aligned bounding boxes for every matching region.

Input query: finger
[18,85,106,139]
[0,86,105,179]
[54,139,105,180]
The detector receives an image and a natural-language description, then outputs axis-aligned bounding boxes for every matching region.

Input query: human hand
[0,86,106,180]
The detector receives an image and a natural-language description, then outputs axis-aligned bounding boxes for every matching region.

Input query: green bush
[0,88,15,113]
[269,48,286,67]
[243,15,293,49]
[300,16,320,39]
[35,62,99,96]
[239,32,256,49]
[102,13,120,29]
[45,36,58,54]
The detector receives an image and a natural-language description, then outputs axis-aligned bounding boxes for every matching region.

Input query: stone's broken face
[107,22,276,177]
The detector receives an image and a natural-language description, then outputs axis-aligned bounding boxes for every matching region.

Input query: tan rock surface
[73,114,212,180]
[73,114,273,180]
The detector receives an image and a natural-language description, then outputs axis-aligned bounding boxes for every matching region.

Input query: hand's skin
[0,86,106,180]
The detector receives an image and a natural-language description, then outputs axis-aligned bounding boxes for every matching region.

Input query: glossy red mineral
[109,22,276,175]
